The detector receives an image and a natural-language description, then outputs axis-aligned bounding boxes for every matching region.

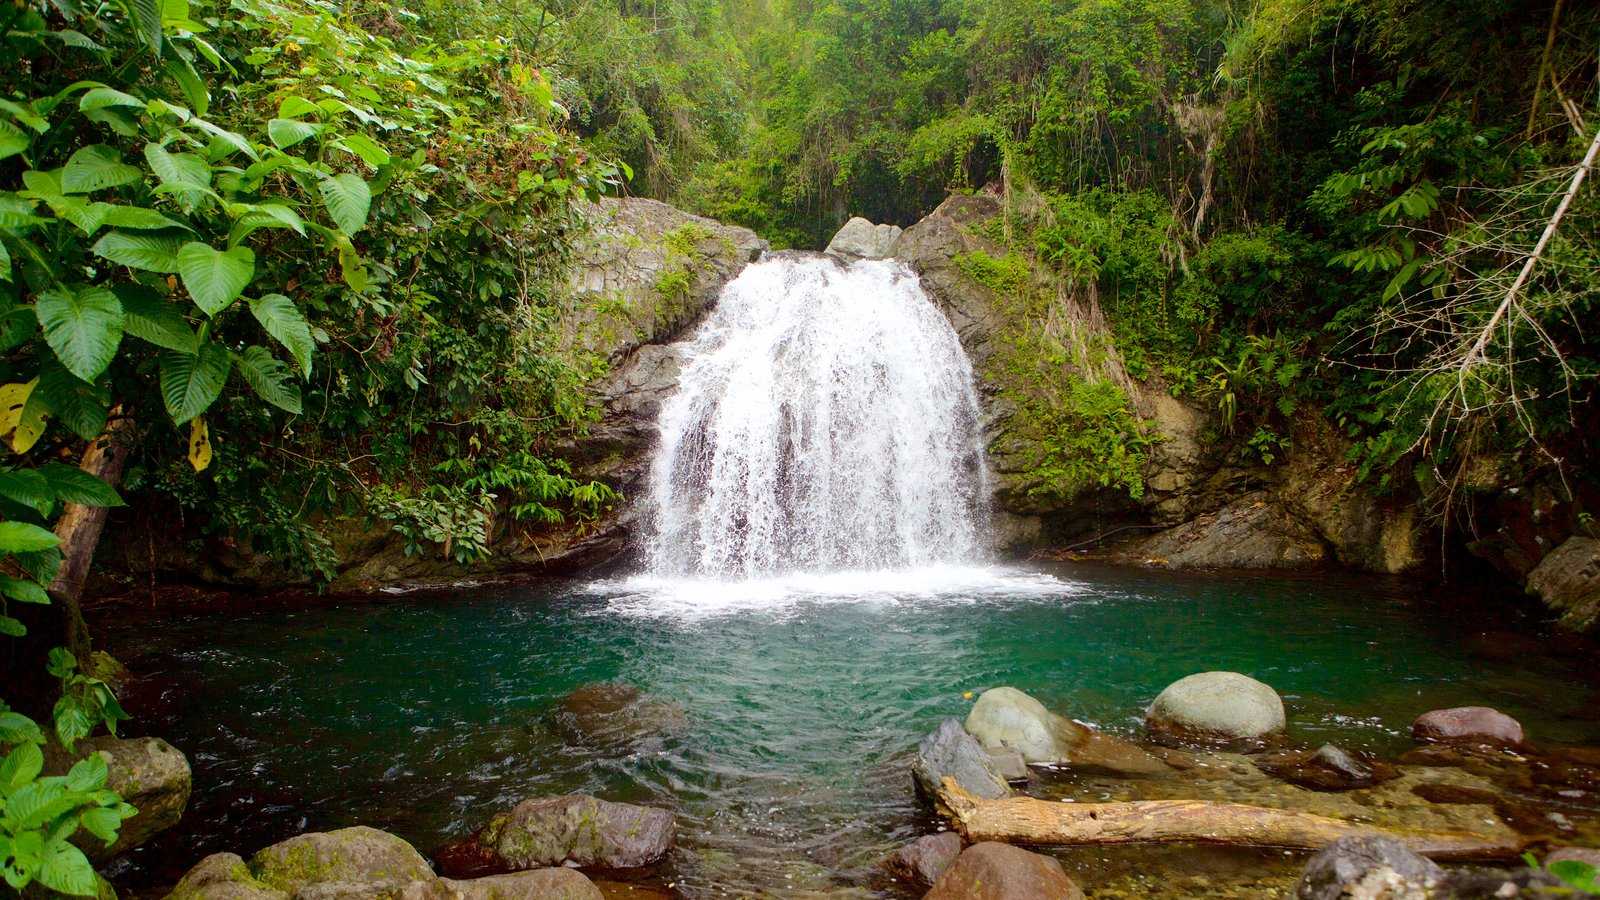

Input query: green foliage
[1524,852,1600,895]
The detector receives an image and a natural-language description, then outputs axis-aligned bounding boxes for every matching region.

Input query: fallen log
[936,778,1526,862]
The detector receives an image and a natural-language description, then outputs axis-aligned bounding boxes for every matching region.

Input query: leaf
[117,284,196,353]
[65,753,107,792]
[100,205,188,231]
[35,835,97,896]
[0,380,35,440]
[78,88,144,113]
[32,361,110,441]
[318,173,370,235]
[176,242,253,316]
[249,294,313,377]
[0,575,49,604]
[8,381,46,454]
[0,711,45,744]
[0,743,44,790]
[0,615,24,637]
[91,230,183,272]
[187,415,211,471]
[333,133,389,167]
[159,343,230,423]
[0,468,54,517]
[0,240,10,282]
[143,142,209,187]
[233,346,302,414]
[229,203,305,244]
[337,237,368,292]
[118,0,163,54]
[277,96,320,119]
[35,285,123,381]
[60,145,142,194]
[40,463,123,507]
[189,118,258,161]
[79,808,123,845]
[0,120,29,162]
[0,196,46,228]
[165,56,209,117]
[0,521,61,553]
[267,118,323,149]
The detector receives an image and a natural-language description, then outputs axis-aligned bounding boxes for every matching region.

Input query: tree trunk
[48,411,136,659]
[935,779,1526,862]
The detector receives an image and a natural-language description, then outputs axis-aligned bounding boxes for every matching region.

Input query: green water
[101,563,1598,896]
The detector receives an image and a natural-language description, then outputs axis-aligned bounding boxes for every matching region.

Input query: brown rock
[1257,744,1398,791]
[166,852,287,900]
[883,832,961,887]
[1412,707,1526,747]
[552,683,687,747]
[444,869,605,900]
[249,827,434,894]
[924,842,1084,900]
[1526,537,1600,631]
[436,795,673,878]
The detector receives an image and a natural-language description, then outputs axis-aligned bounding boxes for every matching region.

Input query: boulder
[249,827,434,894]
[911,718,1011,801]
[551,683,687,747]
[288,881,452,900]
[924,842,1084,900]
[443,870,604,900]
[1256,744,1398,792]
[824,216,902,260]
[966,687,1168,775]
[436,795,673,877]
[166,853,287,900]
[1296,835,1442,900]
[1411,707,1525,748]
[1526,537,1600,631]
[1146,672,1286,746]
[985,747,1030,783]
[883,832,962,887]
[44,735,191,861]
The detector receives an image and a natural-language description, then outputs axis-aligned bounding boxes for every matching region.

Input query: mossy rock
[248,827,433,894]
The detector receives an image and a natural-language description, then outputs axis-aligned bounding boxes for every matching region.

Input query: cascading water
[645,254,990,578]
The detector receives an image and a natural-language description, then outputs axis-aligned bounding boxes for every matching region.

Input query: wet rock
[1118,494,1330,570]
[1257,744,1398,791]
[289,881,452,900]
[437,795,673,877]
[965,687,1168,775]
[1296,835,1442,899]
[883,832,962,887]
[1435,866,1561,897]
[986,747,1030,783]
[551,683,687,747]
[247,827,433,894]
[825,217,902,260]
[166,852,287,900]
[1411,707,1525,748]
[1146,672,1286,746]
[912,718,1011,801]
[1527,537,1600,631]
[44,735,191,861]
[443,869,605,900]
[924,842,1084,900]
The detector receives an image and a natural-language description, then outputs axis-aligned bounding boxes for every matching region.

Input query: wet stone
[1256,744,1397,791]
[883,832,962,887]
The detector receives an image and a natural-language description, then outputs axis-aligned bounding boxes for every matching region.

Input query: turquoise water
[101,563,1599,895]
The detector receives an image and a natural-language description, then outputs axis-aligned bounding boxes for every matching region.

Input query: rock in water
[965,687,1169,775]
[1411,706,1525,748]
[1526,536,1600,631]
[1146,671,1286,746]
[44,735,191,861]
[883,832,962,887]
[824,216,903,260]
[442,870,604,900]
[166,852,287,900]
[248,827,434,894]
[437,795,674,876]
[551,682,687,747]
[1257,744,1397,791]
[912,718,1011,801]
[924,842,1085,900]
[986,747,1030,783]
[1296,836,1442,900]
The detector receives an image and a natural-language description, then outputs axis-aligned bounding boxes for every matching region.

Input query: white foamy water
[645,255,990,578]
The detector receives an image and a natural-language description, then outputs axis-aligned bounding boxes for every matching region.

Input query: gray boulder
[912,718,1011,801]
[438,795,673,875]
[1296,836,1441,900]
[824,216,902,260]
[985,747,1030,783]
[1146,671,1286,745]
[1411,707,1525,748]
[248,827,434,894]
[925,842,1084,900]
[966,687,1168,775]
[44,735,191,861]
[883,832,962,887]
[1526,537,1600,631]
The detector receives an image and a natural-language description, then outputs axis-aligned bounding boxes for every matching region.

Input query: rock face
[42,735,190,861]
[1411,707,1525,747]
[965,687,1168,775]
[1296,836,1442,900]
[437,795,674,877]
[1121,493,1328,569]
[825,216,903,259]
[1526,537,1600,631]
[912,718,1011,801]
[883,832,962,887]
[924,842,1085,900]
[1146,672,1286,746]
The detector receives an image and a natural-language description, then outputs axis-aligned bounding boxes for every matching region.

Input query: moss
[660,221,713,258]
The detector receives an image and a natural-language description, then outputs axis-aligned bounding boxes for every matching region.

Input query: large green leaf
[118,0,163,53]
[117,284,197,353]
[100,205,188,231]
[91,230,183,272]
[249,294,314,377]
[39,462,124,507]
[0,119,32,161]
[159,342,230,423]
[78,87,144,113]
[60,145,141,194]
[0,521,61,553]
[165,56,209,117]
[35,837,97,897]
[0,469,53,517]
[176,242,253,316]
[32,360,111,441]
[0,240,10,282]
[234,346,302,414]
[267,118,323,149]
[0,575,49,605]
[35,284,123,381]
[143,142,209,187]
[333,134,390,167]
[318,173,371,235]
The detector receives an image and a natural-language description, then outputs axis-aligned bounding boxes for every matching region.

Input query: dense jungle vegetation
[0,0,1596,890]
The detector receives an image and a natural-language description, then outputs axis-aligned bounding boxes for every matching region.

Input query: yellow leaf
[3,379,44,454]
[188,416,212,472]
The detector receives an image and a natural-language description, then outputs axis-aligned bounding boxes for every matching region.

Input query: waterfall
[644,254,989,578]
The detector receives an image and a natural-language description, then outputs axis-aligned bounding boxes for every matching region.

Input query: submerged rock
[924,842,1084,900]
[44,735,191,861]
[965,687,1168,776]
[1146,671,1286,746]
[883,832,962,887]
[1257,744,1398,792]
[1411,707,1525,748]
[436,795,673,877]
[912,718,1011,801]
[1296,835,1441,899]
[551,682,687,747]
[824,216,902,260]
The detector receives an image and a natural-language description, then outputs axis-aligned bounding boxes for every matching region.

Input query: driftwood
[936,779,1526,862]
[49,412,135,657]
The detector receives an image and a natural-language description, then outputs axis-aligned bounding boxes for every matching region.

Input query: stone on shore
[435,795,674,877]
[924,842,1084,900]
[1256,744,1397,792]
[248,827,434,894]
[966,687,1168,775]
[985,747,1030,782]
[883,832,962,887]
[1411,706,1525,748]
[912,718,1011,801]
[1296,836,1441,900]
[44,735,191,861]
[1146,671,1286,746]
